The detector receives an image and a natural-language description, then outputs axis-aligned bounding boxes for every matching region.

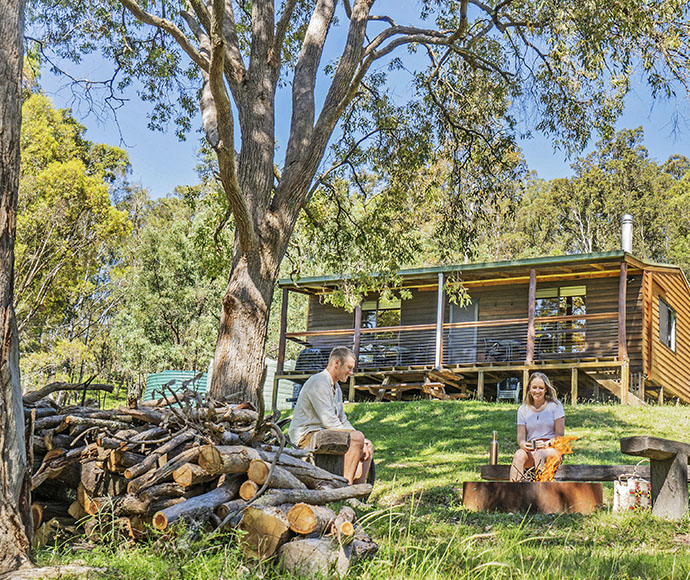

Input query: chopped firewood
[239,505,292,560]
[239,480,260,501]
[138,482,187,503]
[253,484,373,508]
[172,463,216,488]
[287,503,336,535]
[68,500,87,520]
[278,537,351,579]
[23,381,114,405]
[106,449,146,472]
[152,475,243,530]
[123,430,195,479]
[330,506,355,541]
[126,447,201,495]
[247,459,307,490]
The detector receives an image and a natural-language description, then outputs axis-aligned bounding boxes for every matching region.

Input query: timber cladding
[643,270,690,401]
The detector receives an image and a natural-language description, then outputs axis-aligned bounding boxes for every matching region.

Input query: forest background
[17,54,690,400]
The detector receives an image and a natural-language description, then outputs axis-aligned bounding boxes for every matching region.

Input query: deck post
[621,358,630,405]
[273,288,289,411]
[523,367,530,399]
[571,367,578,406]
[526,269,537,364]
[353,304,362,367]
[618,262,628,361]
[435,272,445,367]
[477,370,484,401]
[348,375,355,402]
[658,386,664,406]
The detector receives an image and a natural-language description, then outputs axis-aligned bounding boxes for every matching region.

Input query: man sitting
[288,346,373,484]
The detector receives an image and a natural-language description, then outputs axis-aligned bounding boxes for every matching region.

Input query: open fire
[535,436,579,481]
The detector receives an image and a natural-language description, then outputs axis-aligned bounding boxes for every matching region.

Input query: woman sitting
[510,372,565,482]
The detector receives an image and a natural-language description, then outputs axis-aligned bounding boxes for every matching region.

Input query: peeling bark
[0,0,33,573]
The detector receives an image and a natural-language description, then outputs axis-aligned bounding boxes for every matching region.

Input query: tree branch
[205,0,257,252]
[118,0,209,72]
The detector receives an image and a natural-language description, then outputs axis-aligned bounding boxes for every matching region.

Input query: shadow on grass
[345,399,690,507]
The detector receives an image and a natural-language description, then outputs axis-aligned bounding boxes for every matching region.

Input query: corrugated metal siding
[144,359,296,410]
[646,270,690,400]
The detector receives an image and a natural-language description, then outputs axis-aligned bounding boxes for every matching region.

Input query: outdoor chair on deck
[496,377,521,404]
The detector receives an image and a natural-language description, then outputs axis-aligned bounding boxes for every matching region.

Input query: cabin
[272,251,690,406]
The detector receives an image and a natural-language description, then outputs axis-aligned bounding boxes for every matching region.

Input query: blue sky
[38,13,690,199]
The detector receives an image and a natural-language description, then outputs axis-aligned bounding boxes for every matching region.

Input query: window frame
[658,297,677,353]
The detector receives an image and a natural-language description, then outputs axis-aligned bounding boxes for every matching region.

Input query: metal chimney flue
[622,214,633,253]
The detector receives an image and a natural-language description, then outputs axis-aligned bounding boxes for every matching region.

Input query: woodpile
[25,383,377,576]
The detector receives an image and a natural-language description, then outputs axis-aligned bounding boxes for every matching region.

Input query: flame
[535,436,578,482]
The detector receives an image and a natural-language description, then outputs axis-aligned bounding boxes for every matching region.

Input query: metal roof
[279,251,636,290]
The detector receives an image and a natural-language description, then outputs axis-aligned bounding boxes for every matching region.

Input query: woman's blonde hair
[523,372,558,406]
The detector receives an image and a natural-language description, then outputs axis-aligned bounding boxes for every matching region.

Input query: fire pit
[463,481,603,514]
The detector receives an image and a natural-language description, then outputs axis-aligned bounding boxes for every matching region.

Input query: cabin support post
[273,288,290,411]
[435,273,445,368]
[658,386,664,406]
[637,373,645,400]
[526,269,537,364]
[621,359,630,405]
[571,368,578,406]
[618,262,629,405]
[353,304,362,368]
[477,371,484,401]
[348,375,355,403]
[523,368,530,399]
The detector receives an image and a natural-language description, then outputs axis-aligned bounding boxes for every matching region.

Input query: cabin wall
[643,270,690,401]
[302,269,639,365]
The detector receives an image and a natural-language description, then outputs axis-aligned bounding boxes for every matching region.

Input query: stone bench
[620,436,690,520]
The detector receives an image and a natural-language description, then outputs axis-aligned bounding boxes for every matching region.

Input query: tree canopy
[25,0,690,407]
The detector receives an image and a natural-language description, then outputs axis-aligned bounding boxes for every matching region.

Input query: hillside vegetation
[36,400,690,579]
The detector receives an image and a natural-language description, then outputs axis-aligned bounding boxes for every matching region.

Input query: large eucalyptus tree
[0,0,32,572]
[27,0,690,409]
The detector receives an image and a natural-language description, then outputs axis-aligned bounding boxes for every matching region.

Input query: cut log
[239,505,291,560]
[199,445,347,488]
[119,407,166,425]
[123,515,151,540]
[152,475,243,530]
[310,430,350,454]
[288,503,336,535]
[124,430,195,479]
[23,381,114,405]
[68,501,87,520]
[126,447,201,495]
[2,565,108,579]
[330,506,356,541]
[106,449,146,472]
[119,494,151,515]
[139,483,187,503]
[81,460,128,496]
[253,484,372,508]
[247,459,307,490]
[172,463,216,488]
[197,445,255,474]
[215,499,246,529]
[240,480,260,501]
[278,537,351,579]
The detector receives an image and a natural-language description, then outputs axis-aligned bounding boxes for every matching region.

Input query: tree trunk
[0,0,32,573]
[208,242,284,413]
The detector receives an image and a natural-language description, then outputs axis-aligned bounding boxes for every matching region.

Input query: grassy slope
[36,401,690,579]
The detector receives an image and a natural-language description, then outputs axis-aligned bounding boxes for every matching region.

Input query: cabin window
[659,298,677,352]
[361,297,401,329]
[535,285,586,354]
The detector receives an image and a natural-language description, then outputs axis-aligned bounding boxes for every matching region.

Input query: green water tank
[144,370,208,401]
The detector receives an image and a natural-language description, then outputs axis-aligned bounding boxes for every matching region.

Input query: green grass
[34,400,690,579]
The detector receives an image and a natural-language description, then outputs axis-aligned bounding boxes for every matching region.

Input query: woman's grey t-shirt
[517,400,565,442]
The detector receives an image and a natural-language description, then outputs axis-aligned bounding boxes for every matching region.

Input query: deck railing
[284,312,619,370]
